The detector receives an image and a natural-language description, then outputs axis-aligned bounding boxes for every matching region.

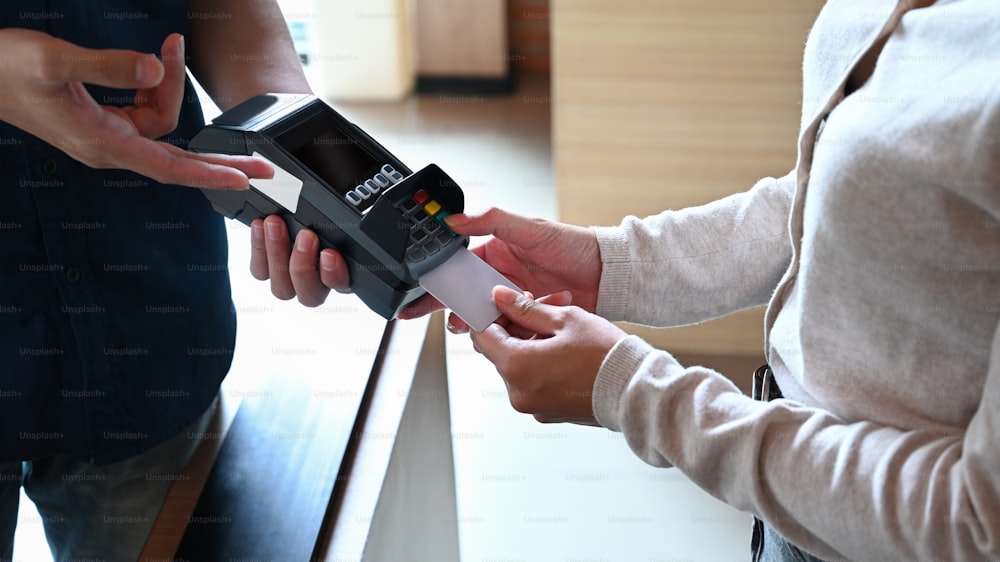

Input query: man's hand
[248,216,351,306]
[0,29,271,189]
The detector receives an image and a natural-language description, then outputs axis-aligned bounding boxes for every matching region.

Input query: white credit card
[418,246,520,332]
[248,152,303,212]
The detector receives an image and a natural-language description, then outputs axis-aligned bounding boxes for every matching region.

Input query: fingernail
[446,315,466,334]
[493,285,519,302]
[320,251,336,272]
[295,231,312,253]
[443,214,469,228]
[135,56,160,86]
[251,222,263,242]
[265,220,282,241]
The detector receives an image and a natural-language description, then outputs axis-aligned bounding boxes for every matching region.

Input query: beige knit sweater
[590,0,1000,560]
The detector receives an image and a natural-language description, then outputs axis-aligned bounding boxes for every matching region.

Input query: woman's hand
[470,286,627,424]
[398,207,603,332]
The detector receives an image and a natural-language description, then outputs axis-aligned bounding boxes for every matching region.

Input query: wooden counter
[140,313,459,562]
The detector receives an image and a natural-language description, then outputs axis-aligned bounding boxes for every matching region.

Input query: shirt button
[42,158,57,175]
[65,267,81,284]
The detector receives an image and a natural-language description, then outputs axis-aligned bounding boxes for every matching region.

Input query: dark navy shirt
[0,1,237,464]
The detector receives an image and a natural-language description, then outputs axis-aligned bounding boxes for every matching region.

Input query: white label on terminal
[249,152,304,213]
[418,247,521,332]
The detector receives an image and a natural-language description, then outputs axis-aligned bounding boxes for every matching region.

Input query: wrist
[591,226,631,320]
[592,335,655,431]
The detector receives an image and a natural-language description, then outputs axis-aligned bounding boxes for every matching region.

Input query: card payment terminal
[189,93,517,329]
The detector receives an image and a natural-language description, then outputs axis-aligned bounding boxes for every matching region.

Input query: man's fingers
[160,143,274,180]
[198,154,274,181]
[153,33,185,120]
[134,147,254,189]
[263,216,296,300]
[249,220,270,281]
[288,230,331,307]
[80,134,250,190]
[126,34,185,138]
[251,223,349,299]
[319,250,352,293]
[138,143,271,189]
[42,39,164,89]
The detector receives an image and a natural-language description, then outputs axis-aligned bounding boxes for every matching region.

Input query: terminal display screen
[281,116,384,213]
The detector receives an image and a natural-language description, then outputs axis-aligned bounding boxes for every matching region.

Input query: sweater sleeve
[592,329,1000,562]
[592,171,796,326]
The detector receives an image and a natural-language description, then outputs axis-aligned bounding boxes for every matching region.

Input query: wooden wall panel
[552,0,823,354]
[508,0,551,73]
[415,0,508,77]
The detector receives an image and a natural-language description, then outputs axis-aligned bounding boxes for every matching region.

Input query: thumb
[43,40,165,89]
[493,285,559,336]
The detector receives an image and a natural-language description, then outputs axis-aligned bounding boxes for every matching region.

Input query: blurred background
[14,1,824,560]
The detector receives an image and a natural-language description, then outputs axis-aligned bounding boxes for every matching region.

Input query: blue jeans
[752,519,829,562]
[750,366,828,562]
[0,400,215,562]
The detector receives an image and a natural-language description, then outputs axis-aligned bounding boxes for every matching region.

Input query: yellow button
[424,200,441,215]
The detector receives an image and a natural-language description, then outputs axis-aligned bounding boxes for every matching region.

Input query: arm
[185,0,312,110]
[594,171,796,326]
[594,329,1000,561]
[474,288,1000,561]
[185,0,349,304]
[401,171,794,331]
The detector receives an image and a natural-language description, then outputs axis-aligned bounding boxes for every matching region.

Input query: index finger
[444,208,541,247]
[43,38,164,89]
[124,140,270,189]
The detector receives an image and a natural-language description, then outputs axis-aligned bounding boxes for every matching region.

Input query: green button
[435,212,456,236]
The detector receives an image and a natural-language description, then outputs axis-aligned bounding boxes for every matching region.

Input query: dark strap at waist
[752,364,783,402]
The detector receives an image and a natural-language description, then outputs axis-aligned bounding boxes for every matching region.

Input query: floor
[13,72,756,561]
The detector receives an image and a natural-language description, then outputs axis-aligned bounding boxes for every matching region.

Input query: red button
[413,189,430,204]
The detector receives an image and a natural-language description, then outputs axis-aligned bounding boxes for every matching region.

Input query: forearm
[185,0,311,111]
[593,171,796,327]
[594,333,1000,561]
